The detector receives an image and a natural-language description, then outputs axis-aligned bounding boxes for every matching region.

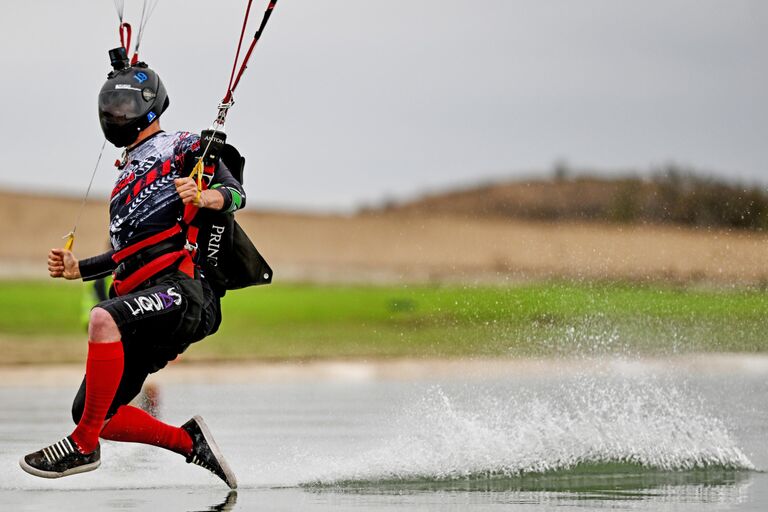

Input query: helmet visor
[98,87,145,126]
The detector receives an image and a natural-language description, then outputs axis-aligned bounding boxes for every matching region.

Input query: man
[19,48,242,489]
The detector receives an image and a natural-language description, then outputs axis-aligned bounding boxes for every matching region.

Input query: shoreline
[3,353,768,387]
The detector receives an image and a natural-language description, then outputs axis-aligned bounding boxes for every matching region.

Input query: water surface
[1,359,766,511]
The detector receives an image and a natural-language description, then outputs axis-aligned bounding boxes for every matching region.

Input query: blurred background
[0,0,766,361]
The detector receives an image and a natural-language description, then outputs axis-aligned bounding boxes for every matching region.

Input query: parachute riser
[190,0,278,198]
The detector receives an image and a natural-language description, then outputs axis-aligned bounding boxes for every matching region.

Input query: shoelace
[190,454,217,474]
[42,438,77,464]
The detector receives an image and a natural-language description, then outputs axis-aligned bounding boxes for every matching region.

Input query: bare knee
[88,307,121,341]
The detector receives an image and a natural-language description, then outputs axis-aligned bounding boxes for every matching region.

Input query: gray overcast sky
[0,1,766,211]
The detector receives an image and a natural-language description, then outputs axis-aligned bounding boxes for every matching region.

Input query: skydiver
[19,48,244,489]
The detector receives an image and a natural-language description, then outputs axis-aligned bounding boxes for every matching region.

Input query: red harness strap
[113,250,192,296]
[222,0,279,106]
[181,162,214,256]
[112,224,182,264]
[111,224,193,296]
[186,225,200,261]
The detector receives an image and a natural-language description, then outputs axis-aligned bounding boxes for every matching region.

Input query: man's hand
[174,177,203,206]
[48,248,81,280]
[174,177,225,210]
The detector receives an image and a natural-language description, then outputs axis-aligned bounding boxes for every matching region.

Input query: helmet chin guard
[98,47,169,147]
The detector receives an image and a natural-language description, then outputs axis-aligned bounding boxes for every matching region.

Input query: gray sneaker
[20,436,100,478]
[182,416,238,489]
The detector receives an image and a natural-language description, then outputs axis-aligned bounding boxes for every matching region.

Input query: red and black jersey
[79,130,246,285]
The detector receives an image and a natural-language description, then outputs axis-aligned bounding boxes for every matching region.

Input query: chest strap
[113,225,183,263]
[112,250,193,296]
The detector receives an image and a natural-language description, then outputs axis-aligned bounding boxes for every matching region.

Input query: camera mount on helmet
[109,47,130,72]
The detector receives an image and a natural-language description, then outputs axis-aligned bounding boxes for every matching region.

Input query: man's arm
[79,250,116,281]
[174,159,246,212]
[208,158,246,212]
[48,249,116,281]
[175,178,226,210]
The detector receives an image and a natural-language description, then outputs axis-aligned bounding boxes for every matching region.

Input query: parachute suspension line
[132,0,160,65]
[113,0,125,22]
[113,0,132,54]
[63,139,108,251]
[113,0,160,64]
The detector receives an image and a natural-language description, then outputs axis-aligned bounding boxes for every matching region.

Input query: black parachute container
[186,0,279,294]
[193,144,273,295]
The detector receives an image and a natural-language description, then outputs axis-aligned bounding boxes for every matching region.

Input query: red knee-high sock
[100,405,193,456]
[71,341,124,454]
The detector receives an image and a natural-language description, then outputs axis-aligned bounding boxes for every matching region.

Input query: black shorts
[71,271,221,423]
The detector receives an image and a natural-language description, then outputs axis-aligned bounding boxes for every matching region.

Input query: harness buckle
[217,99,235,111]
[184,240,198,253]
[214,100,234,128]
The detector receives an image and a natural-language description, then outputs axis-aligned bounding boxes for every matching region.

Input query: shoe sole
[193,415,238,489]
[18,457,100,479]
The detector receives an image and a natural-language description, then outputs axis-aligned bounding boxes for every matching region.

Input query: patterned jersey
[109,131,245,252]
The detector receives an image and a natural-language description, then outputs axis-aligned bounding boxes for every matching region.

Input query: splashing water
[297,374,754,485]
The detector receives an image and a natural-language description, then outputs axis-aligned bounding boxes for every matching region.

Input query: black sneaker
[19,436,100,478]
[182,416,238,489]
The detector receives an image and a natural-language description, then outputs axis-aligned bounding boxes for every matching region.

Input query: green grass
[0,280,766,363]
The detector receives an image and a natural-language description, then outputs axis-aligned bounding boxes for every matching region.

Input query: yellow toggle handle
[189,159,204,205]
[63,232,75,251]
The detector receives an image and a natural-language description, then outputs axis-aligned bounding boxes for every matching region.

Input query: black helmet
[98,47,169,147]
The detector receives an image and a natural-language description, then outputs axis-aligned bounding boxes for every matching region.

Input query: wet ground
[1,357,767,511]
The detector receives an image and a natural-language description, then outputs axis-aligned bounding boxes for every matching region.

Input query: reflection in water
[303,471,753,509]
[307,468,752,494]
[191,490,237,512]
